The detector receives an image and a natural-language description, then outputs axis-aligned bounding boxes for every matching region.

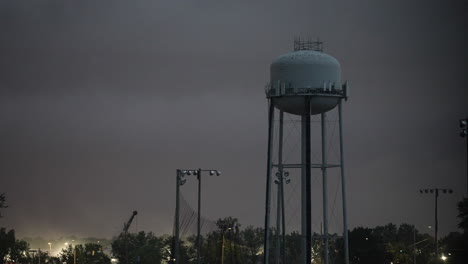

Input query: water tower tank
[267,41,347,115]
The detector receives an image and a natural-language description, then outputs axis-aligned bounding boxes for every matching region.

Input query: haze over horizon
[1,0,467,240]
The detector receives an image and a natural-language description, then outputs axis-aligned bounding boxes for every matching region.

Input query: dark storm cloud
[0,0,467,239]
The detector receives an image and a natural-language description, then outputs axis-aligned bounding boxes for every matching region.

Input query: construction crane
[123,211,138,264]
[123,210,138,234]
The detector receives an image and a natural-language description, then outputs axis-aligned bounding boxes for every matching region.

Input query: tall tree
[241,226,263,264]
[112,231,163,264]
[8,239,29,263]
[0,193,7,218]
[457,197,468,230]
[0,228,15,264]
[60,243,110,264]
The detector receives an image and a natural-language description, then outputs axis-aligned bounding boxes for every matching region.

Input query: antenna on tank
[293,37,323,52]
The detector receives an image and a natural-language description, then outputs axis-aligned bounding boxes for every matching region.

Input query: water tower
[263,40,349,264]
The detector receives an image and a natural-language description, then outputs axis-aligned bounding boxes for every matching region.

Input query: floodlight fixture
[209,170,215,176]
[460,118,467,137]
[460,119,467,128]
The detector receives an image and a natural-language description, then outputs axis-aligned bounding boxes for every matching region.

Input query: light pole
[175,169,221,264]
[48,243,52,255]
[420,188,453,259]
[274,169,290,264]
[460,118,467,195]
[221,227,232,264]
[174,170,187,264]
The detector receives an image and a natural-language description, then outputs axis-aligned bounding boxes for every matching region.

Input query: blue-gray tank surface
[269,50,343,115]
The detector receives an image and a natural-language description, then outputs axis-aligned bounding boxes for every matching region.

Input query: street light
[221,227,232,264]
[174,168,221,264]
[420,188,453,259]
[441,254,447,262]
[48,242,52,254]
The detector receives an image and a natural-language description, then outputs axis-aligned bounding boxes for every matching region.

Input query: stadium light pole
[176,168,221,264]
[460,118,467,195]
[419,188,453,259]
[174,170,188,264]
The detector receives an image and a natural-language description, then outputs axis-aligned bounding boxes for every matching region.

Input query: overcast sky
[1,0,467,240]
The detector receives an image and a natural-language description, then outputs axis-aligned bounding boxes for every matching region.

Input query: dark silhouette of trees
[241,226,263,263]
[456,197,468,264]
[111,231,163,264]
[0,193,7,218]
[457,197,468,230]
[0,228,32,264]
[348,223,435,264]
[60,243,110,264]
[0,228,15,264]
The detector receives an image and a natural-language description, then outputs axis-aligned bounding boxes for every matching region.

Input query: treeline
[1,194,467,263]
[115,218,467,264]
[0,219,466,264]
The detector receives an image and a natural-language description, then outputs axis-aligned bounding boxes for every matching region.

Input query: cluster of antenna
[293,37,323,52]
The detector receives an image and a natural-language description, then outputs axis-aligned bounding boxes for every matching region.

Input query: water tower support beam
[338,101,350,264]
[306,111,312,264]
[301,97,312,264]
[275,111,284,264]
[264,101,275,264]
[281,112,286,264]
[321,112,329,264]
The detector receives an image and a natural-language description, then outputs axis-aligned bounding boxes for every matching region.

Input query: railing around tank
[265,82,348,99]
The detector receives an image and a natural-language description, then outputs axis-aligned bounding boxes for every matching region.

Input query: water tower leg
[306,113,312,264]
[301,115,306,264]
[264,101,275,264]
[301,111,312,264]
[275,111,284,264]
[321,113,329,264]
[280,111,286,264]
[338,101,350,264]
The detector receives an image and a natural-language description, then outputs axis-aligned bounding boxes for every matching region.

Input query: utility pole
[420,188,453,259]
[460,118,467,195]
